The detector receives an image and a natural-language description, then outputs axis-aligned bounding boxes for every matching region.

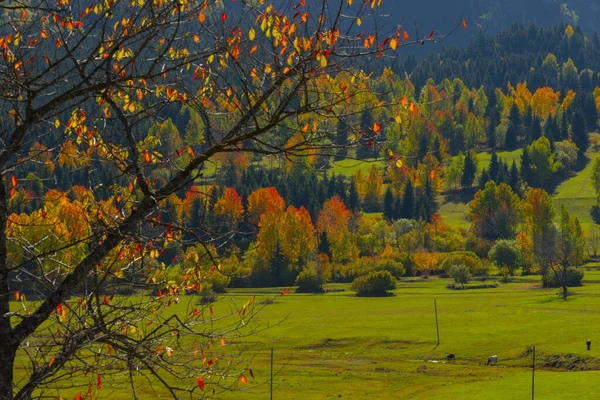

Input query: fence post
[270,348,274,400]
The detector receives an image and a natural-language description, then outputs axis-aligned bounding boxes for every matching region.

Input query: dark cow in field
[446,354,456,363]
[487,355,498,365]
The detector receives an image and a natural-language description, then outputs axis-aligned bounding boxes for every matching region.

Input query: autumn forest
[2,0,600,399]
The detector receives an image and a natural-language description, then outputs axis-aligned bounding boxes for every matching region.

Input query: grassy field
[330,158,386,177]
[220,270,600,399]
[17,268,600,399]
[99,267,600,399]
[439,146,600,233]
[477,149,523,171]
[553,148,600,232]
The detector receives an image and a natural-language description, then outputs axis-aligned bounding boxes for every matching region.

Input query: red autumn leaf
[403,31,409,41]
[103,296,109,306]
[75,394,83,400]
[97,374,102,389]
[197,376,205,391]
[221,12,227,21]
[105,344,113,355]
[249,369,254,378]
[427,31,435,40]
[281,289,290,296]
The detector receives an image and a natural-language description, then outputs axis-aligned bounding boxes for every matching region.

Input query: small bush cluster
[449,264,471,288]
[351,270,397,297]
[542,268,584,288]
[440,252,487,277]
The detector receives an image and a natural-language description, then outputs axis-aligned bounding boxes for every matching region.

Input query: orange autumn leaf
[11,175,17,188]
[239,375,248,385]
[373,122,381,134]
[105,344,113,355]
[281,289,290,296]
[462,17,467,30]
[403,31,409,41]
[49,355,56,367]
[220,338,227,346]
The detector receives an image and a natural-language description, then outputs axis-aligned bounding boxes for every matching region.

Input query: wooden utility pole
[434,298,440,345]
[532,346,536,400]
[270,348,274,400]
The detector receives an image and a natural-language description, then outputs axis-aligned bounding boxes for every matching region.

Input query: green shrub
[465,235,494,258]
[488,240,521,275]
[440,252,482,276]
[449,264,471,288]
[543,268,584,288]
[397,252,416,277]
[351,270,397,297]
[374,258,405,279]
[295,268,324,293]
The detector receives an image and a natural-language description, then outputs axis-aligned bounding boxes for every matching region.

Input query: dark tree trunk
[563,264,568,300]
[0,342,15,400]
[0,183,15,399]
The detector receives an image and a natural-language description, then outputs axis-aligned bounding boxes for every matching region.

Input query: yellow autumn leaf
[54,119,60,129]
[248,28,256,41]
[319,55,327,68]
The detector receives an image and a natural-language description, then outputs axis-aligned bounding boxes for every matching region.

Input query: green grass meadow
[220,272,600,399]
[15,271,600,399]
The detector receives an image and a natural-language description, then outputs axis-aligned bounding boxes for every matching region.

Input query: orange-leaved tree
[0,0,460,398]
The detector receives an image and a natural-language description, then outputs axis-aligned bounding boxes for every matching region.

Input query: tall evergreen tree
[401,179,415,219]
[393,196,403,220]
[424,177,439,217]
[479,167,491,189]
[531,116,542,143]
[270,242,286,286]
[489,151,499,182]
[335,119,349,159]
[357,110,375,159]
[505,123,518,150]
[520,146,532,184]
[509,161,520,195]
[461,151,477,188]
[572,111,588,156]
[383,187,395,221]
[348,180,360,212]
[505,103,521,150]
